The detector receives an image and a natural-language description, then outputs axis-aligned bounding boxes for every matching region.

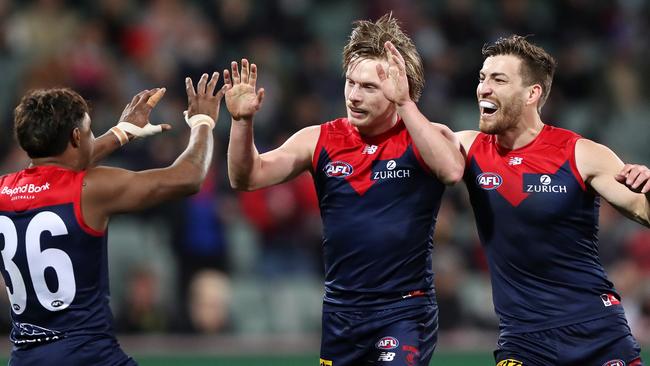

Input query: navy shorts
[10,335,137,366]
[495,314,643,366]
[320,304,438,366]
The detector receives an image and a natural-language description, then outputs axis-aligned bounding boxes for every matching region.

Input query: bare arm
[82,72,226,231]
[397,102,464,184]
[576,138,650,227]
[377,41,464,185]
[224,59,317,190]
[228,123,318,190]
[89,132,122,166]
[455,130,481,160]
[90,88,172,166]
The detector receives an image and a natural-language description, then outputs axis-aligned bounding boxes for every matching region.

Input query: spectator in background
[167,165,231,332]
[187,269,233,334]
[115,266,167,333]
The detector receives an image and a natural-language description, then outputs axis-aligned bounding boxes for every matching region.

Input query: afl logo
[602,360,625,366]
[324,161,353,178]
[476,172,503,190]
[376,336,399,350]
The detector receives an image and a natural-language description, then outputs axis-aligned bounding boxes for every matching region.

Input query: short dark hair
[343,13,424,102]
[482,35,557,109]
[14,88,89,158]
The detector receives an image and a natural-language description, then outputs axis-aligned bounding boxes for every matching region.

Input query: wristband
[183,111,215,130]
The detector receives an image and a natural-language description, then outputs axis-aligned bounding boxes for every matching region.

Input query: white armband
[183,111,215,130]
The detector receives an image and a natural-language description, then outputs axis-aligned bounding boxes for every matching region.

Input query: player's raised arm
[82,72,227,230]
[576,138,650,227]
[224,59,316,191]
[377,41,464,185]
[90,88,172,166]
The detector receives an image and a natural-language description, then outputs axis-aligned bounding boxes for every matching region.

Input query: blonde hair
[342,13,424,102]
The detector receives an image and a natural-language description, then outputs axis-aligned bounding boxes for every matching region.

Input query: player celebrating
[457,35,647,365]
[0,71,226,365]
[224,14,463,366]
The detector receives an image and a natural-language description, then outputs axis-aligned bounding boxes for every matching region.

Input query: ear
[71,127,81,148]
[526,84,543,107]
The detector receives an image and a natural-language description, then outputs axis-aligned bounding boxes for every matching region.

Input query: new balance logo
[508,157,523,166]
[362,144,378,154]
[377,352,395,362]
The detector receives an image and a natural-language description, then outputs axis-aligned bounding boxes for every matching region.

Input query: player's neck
[30,155,83,171]
[496,114,544,150]
[355,113,399,137]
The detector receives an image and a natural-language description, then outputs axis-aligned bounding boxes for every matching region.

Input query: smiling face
[477,54,529,135]
[344,57,396,136]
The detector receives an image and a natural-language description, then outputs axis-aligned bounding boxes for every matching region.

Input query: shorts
[10,335,137,366]
[320,304,438,366]
[495,314,643,366]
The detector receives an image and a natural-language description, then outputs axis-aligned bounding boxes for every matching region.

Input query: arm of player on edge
[224,59,317,191]
[90,88,172,166]
[377,41,464,185]
[82,72,227,231]
[576,138,650,227]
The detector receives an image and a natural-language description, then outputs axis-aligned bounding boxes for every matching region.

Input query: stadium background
[0,0,649,364]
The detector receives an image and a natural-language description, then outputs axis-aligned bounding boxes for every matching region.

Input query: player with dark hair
[0,72,226,365]
[457,35,647,365]
[224,13,464,366]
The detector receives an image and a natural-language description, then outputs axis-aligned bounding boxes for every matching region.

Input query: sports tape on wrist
[183,111,215,130]
[110,126,129,146]
[110,122,163,146]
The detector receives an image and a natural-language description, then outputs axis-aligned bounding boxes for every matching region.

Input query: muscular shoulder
[575,138,624,182]
[455,130,480,155]
[280,125,321,156]
[294,125,321,141]
[83,166,130,201]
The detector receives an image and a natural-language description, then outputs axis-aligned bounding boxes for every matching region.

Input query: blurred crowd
[0,0,649,346]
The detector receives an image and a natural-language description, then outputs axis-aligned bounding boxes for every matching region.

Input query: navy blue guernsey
[0,166,115,346]
[312,118,446,311]
[464,125,625,332]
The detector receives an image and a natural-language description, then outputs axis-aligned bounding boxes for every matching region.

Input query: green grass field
[1,350,647,364]
[130,350,649,365]
[131,352,493,365]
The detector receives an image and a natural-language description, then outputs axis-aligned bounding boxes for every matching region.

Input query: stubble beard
[479,97,523,135]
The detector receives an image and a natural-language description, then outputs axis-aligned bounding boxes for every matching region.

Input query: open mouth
[479,100,498,116]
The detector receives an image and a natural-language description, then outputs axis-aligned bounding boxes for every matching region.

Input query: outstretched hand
[119,88,172,133]
[376,41,411,107]
[615,164,650,194]
[186,72,228,121]
[223,59,265,121]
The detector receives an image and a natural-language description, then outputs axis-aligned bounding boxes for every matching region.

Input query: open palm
[376,41,411,106]
[224,59,265,121]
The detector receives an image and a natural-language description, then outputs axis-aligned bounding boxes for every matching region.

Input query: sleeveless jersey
[312,118,446,310]
[0,166,115,346]
[464,125,624,332]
